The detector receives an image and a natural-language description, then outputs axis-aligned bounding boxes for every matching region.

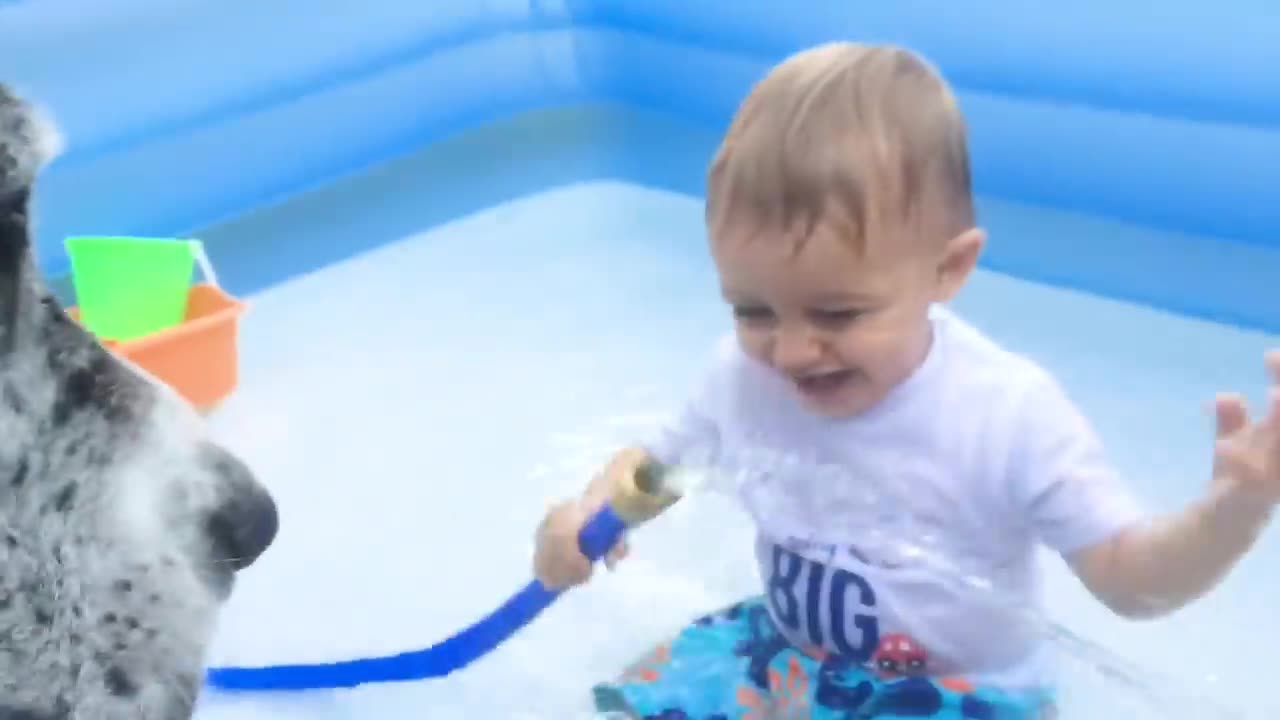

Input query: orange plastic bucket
[67,283,247,412]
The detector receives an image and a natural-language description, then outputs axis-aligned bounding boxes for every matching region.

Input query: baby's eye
[809,308,861,328]
[732,305,775,325]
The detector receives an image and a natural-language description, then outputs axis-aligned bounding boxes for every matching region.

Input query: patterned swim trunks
[592,596,1056,719]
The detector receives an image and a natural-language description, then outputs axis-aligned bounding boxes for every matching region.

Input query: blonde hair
[706,42,975,254]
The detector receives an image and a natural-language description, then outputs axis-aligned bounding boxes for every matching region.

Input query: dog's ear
[0,85,62,204]
[0,84,63,352]
[0,185,28,351]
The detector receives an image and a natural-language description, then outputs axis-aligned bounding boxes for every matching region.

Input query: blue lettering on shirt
[763,541,880,662]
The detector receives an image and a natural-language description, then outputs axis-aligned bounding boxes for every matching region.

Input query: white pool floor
[191,181,1279,719]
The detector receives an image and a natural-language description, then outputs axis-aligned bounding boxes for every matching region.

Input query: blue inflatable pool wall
[3,1,1277,331]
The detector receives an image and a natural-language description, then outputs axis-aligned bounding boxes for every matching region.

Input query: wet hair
[706,42,976,254]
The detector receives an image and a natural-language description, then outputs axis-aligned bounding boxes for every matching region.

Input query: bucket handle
[189,240,219,288]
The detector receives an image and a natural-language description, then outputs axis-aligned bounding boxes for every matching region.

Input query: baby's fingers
[603,537,630,570]
[1256,351,1280,438]
[1214,393,1249,438]
[1265,386,1280,447]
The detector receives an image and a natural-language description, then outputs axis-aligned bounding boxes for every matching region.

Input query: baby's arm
[1069,479,1271,619]
[1008,366,1275,620]
[1071,359,1279,618]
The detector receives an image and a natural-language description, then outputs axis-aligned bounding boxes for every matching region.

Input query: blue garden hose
[205,461,678,692]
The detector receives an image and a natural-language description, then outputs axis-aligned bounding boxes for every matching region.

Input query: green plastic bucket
[65,235,217,342]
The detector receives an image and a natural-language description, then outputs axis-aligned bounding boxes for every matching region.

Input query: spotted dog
[0,86,279,718]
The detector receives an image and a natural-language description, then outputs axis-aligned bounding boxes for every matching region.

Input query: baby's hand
[532,449,647,589]
[1211,350,1280,507]
[533,498,629,589]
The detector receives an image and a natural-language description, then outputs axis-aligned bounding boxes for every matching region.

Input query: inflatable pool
[3,0,1278,331]
[3,2,1278,719]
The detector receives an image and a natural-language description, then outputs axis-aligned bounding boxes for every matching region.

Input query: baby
[534,42,1279,719]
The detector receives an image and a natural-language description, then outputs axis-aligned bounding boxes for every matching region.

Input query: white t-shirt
[641,305,1145,689]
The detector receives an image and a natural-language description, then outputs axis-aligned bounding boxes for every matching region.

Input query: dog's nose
[206,480,278,571]
[201,443,278,571]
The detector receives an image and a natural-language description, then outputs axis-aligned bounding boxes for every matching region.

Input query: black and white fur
[0,85,279,719]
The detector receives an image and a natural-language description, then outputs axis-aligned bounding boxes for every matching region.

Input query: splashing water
[538,400,1261,720]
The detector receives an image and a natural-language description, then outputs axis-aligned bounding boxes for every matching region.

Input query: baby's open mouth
[795,369,855,395]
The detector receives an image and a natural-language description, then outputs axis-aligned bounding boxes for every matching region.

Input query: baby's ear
[934,227,985,301]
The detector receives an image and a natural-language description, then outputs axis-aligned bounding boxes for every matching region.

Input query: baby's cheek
[735,330,772,366]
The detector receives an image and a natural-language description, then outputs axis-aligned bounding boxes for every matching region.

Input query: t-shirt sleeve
[638,338,732,467]
[1007,371,1147,556]
[641,393,719,467]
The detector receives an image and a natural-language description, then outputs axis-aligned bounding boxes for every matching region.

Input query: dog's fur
[0,86,278,719]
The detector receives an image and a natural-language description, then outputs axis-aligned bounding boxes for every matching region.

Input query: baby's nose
[772,327,822,372]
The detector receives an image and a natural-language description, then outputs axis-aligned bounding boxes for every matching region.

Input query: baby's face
[712,218,968,418]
